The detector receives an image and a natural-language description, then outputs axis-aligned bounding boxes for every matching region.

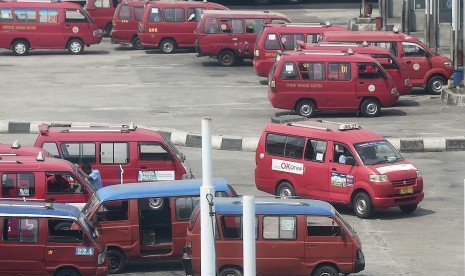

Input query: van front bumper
[373,191,424,209]
[96,265,109,276]
[182,253,193,276]
[353,250,365,273]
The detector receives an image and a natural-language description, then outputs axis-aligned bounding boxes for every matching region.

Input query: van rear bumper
[182,253,193,276]
[253,59,272,77]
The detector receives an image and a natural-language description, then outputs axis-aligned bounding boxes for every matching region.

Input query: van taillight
[112,20,116,27]
[138,23,145,33]
[269,76,276,92]
[254,49,259,57]
[185,241,192,254]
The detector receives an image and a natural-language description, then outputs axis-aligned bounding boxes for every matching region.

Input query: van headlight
[98,250,107,266]
[369,174,389,182]
[391,87,398,95]
[444,61,452,67]
[254,49,259,57]
[404,78,410,86]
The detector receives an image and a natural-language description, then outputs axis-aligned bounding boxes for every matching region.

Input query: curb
[0,120,464,153]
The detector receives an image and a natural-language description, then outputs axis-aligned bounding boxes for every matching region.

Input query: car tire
[360,98,380,117]
[276,181,295,197]
[108,249,126,274]
[399,204,418,214]
[12,40,29,56]
[312,265,338,276]
[68,38,84,55]
[295,99,316,117]
[105,23,113,37]
[219,267,243,276]
[132,36,144,50]
[353,192,373,219]
[54,267,80,276]
[160,38,176,54]
[426,75,446,95]
[218,50,236,67]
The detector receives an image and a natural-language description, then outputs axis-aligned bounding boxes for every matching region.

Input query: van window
[148,7,162,22]
[298,62,325,80]
[264,33,280,50]
[42,142,60,157]
[372,54,400,70]
[61,142,96,164]
[266,133,305,159]
[175,197,199,221]
[304,139,327,162]
[358,63,383,79]
[328,63,351,81]
[187,8,205,22]
[306,33,319,44]
[118,5,131,20]
[46,172,84,194]
[402,42,428,57]
[139,143,172,161]
[95,200,129,221]
[39,9,58,23]
[48,219,83,243]
[65,9,88,23]
[333,143,353,164]
[95,0,111,8]
[218,19,243,34]
[100,142,128,164]
[280,33,304,50]
[245,19,265,34]
[3,218,38,242]
[0,8,14,22]
[13,8,36,23]
[133,6,144,21]
[1,173,35,197]
[307,216,341,237]
[163,8,184,22]
[280,62,299,80]
[263,216,296,240]
[204,18,220,33]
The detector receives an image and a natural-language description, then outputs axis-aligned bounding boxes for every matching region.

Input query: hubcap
[300,104,312,116]
[320,273,331,276]
[110,256,119,270]
[70,42,81,53]
[279,187,292,197]
[134,39,142,49]
[163,43,173,53]
[15,43,26,54]
[356,198,367,215]
[222,54,231,64]
[366,102,377,114]
[432,80,443,92]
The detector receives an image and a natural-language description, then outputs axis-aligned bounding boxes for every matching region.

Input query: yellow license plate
[399,187,413,195]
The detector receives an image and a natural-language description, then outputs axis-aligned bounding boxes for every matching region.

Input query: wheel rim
[133,38,142,49]
[70,42,81,53]
[163,42,173,53]
[365,102,377,115]
[109,255,120,271]
[221,54,232,64]
[432,79,443,93]
[279,186,292,197]
[15,43,26,54]
[299,104,312,116]
[356,198,367,215]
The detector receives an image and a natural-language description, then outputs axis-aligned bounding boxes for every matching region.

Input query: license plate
[399,187,413,195]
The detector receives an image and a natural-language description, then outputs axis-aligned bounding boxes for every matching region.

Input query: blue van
[81,177,237,274]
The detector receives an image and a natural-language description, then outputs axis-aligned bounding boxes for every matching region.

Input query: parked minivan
[0,1,103,55]
[195,10,291,66]
[84,0,120,35]
[34,123,194,187]
[138,1,228,53]
[297,42,412,95]
[255,120,424,218]
[0,200,108,276]
[253,23,348,77]
[320,29,454,94]
[111,0,147,49]
[183,197,365,276]
[0,155,97,209]
[268,50,399,117]
[81,177,237,273]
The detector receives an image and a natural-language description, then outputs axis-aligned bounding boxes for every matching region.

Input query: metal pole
[433,0,438,53]
[463,0,465,73]
[243,196,256,276]
[453,0,458,70]
[201,117,216,276]
[425,0,431,47]
[362,0,366,17]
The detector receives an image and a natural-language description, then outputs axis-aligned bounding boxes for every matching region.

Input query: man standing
[81,163,103,190]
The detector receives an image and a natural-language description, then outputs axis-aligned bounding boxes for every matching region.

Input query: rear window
[264,33,280,50]
[133,6,144,21]
[118,5,130,20]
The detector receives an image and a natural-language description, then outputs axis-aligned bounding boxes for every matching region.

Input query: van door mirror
[345,156,356,166]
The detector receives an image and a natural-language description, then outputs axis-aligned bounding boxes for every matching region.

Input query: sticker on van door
[75,247,94,256]
[331,172,354,187]
[138,170,175,181]
[271,159,304,175]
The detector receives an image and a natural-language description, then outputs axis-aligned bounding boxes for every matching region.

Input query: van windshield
[82,194,100,218]
[335,210,357,238]
[79,213,99,241]
[163,136,186,162]
[80,8,94,23]
[75,167,97,193]
[354,140,403,165]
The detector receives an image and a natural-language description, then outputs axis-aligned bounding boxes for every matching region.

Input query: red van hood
[371,161,418,181]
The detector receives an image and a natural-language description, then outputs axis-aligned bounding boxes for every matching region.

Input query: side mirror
[345,156,356,166]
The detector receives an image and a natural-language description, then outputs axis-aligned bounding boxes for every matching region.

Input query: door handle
[406,61,412,64]
[140,166,147,169]
[331,168,337,171]
[308,244,316,248]
[120,227,129,231]
[359,82,365,85]
[232,37,238,41]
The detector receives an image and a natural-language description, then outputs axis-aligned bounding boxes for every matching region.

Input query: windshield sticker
[268,34,277,40]
[271,159,304,175]
[376,164,416,174]
[151,8,159,13]
[285,64,294,72]
[138,170,175,181]
[75,247,94,256]
[368,84,376,92]
[331,172,353,187]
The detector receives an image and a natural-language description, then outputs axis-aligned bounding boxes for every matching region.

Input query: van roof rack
[40,122,137,134]
[289,120,361,131]
[0,201,54,210]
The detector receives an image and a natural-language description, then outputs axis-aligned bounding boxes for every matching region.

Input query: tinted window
[95,200,129,221]
[298,62,325,80]
[280,62,299,80]
[139,143,172,161]
[148,7,162,22]
[304,139,327,162]
[61,142,96,164]
[163,8,184,22]
[100,142,128,164]
[3,218,38,242]
[280,33,304,50]
[0,8,14,22]
[263,216,296,239]
[65,9,88,23]
[46,172,84,194]
[133,6,144,21]
[118,5,130,20]
[264,33,280,50]
[245,19,264,34]
[175,197,199,221]
[307,216,341,236]
[265,133,286,156]
[1,173,35,197]
[328,63,351,81]
[13,8,36,23]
